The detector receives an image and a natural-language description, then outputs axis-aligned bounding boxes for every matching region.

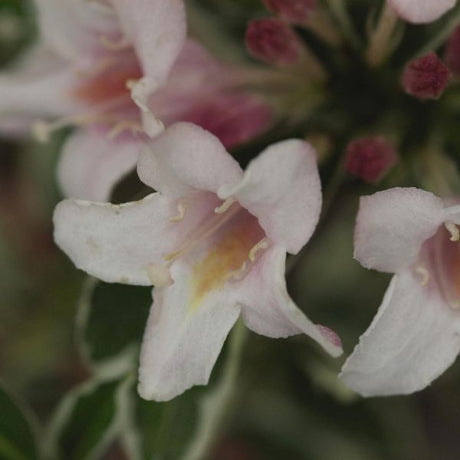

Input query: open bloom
[340,187,460,396]
[387,0,456,24]
[0,0,271,201]
[54,122,342,401]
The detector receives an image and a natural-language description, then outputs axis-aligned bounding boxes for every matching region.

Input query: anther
[445,221,460,242]
[31,120,52,142]
[414,265,430,286]
[107,120,143,139]
[100,35,129,50]
[226,261,248,281]
[169,201,186,222]
[215,198,235,214]
[146,263,173,287]
[249,238,269,262]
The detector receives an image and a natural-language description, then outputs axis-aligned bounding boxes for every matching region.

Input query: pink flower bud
[402,52,451,100]
[345,136,397,183]
[261,0,316,24]
[445,25,460,75]
[245,18,302,65]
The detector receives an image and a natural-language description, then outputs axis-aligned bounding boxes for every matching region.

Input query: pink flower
[261,0,316,24]
[340,187,460,396]
[0,0,271,201]
[387,0,456,23]
[345,136,397,184]
[245,18,302,66]
[402,53,451,100]
[53,122,342,401]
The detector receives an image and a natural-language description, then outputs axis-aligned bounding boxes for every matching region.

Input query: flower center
[417,222,460,310]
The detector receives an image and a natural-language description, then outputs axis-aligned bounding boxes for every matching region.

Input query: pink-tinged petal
[179,93,272,149]
[137,122,243,197]
[138,274,240,401]
[340,270,460,396]
[110,0,186,82]
[53,191,218,285]
[388,0,456,24]
[0,48,82,124]
[34,0,117,61]
[57,128,142,201]
[219,140,321,254]
[237,246,342,357]
[354,187,444,273]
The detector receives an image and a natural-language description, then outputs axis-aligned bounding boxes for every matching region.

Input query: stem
[415,7,460,56]
[182,320,247,460]
[324,0,363,51]
[366,2,399,67]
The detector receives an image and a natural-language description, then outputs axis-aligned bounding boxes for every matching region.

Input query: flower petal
[0,48,82,125]
[219,139,321,254]
[354,187,444,273]
[237,246,342,357]
[388,0,456,24]
[138,269,240,401]
[57,127,142,201]
[137,122,243,196]
[34,0,117,61]
[53,191,218,285]
[340,270,460,396]
[110,0,186,82]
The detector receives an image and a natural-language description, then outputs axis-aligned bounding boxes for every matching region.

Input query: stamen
[215,198,236,214]
[146,263,172,287]
[249,238,269,262]
[169,201,186,222]
[445,221,460,242]
[226,261,248,281]
[31,120,53,143]
[100,35,130,50]
[107,120,143,139]
[414,264,430,286]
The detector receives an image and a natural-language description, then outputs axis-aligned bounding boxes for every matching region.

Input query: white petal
[57,128,141,201]
[354,187,444,273]
[238,246,342,357]
[34,0,117,61]
[219,139,321,254]
[138,266,240,401]
[340,271,460,396]
[110,0,186,82]
[53,192,217,285]
[388,0,456,24]
[137,122,243,197]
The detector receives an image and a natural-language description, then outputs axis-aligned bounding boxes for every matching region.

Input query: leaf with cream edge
[54,122,342,401]
[341,187,460,396]
[387,0,456,23]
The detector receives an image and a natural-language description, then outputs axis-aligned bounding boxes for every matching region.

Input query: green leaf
[0,383,37,460]
[77,278,151,369]
[45,377,131,460]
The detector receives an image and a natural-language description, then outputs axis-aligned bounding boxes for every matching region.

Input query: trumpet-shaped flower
[341,187,460,396]
[387,0,456,24]
[0,0,271,201]
[54,122,342,401]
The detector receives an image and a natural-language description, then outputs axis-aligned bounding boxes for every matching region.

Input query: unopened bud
[245,18,302,66]
[345,136,397,183]
[445,25,460,75]
[402,52,451,100]
[261,0,316,24]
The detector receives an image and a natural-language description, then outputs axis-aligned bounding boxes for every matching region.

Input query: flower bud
[445,25,460,76]
[245,18,302,65]
[345,136,397,183]
[402,52,451,100]
[261,0,316,24]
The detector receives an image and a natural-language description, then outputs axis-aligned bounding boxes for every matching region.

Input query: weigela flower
[53,122,342,401]
[340,187,460,396]
[261,0,316,24]
[387,0,456,24]
[0,0,271,201]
